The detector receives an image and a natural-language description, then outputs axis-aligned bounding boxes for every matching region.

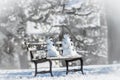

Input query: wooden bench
[26,42,84,76]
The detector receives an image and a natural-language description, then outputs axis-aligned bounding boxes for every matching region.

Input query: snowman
[62,34,79,57]
[46,38,60,57]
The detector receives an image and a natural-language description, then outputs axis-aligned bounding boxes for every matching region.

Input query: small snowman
[62,34,79,57]
[46,38,60,57]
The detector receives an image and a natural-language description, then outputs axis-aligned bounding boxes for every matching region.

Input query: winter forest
[0,0,108,69]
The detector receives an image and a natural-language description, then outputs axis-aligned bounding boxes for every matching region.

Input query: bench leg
[65,60,69,75]
[49,60,53,77]
[65,58,84,75]
[34,62,37,76]
[79,58,84,74]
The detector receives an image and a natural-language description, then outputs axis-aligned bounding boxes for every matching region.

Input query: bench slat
[47,56,82,60]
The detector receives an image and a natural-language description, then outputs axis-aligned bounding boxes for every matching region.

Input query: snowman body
[62,34,79,57]
[47,39,60,57]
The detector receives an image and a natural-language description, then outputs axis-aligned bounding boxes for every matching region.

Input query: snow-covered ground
[0,64,120,80]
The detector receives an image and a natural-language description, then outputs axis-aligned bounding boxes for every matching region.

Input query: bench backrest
[26,41,63,60]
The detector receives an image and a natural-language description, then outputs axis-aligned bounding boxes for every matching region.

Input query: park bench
[26,41,84,76]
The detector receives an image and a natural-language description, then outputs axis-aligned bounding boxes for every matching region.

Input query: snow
[26,21,42,34]
[66,0,84,9]
[49,14,66,26]
[26,21,60,34]
[0,64,120,80]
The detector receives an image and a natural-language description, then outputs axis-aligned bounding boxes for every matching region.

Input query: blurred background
[105,0,120,64]
[0,0,119,69]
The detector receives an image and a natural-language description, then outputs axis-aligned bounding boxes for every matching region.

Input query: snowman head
[64,34,69,39]
[64,34,71,41]
[46,38,53,46]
